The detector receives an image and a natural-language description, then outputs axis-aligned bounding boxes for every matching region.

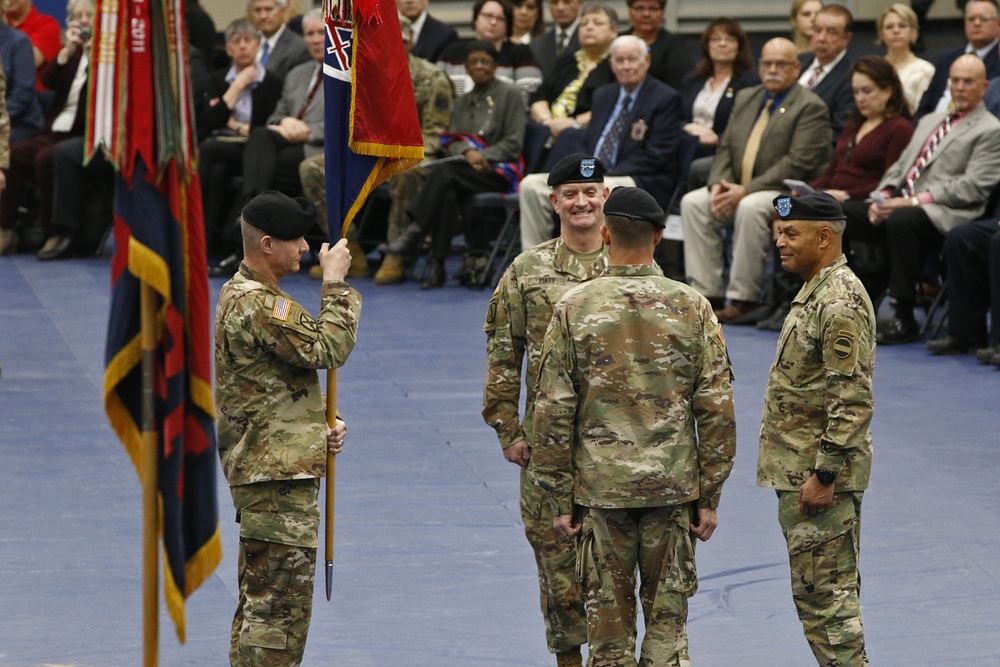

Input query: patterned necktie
[901,113,955,197]
[596,96,632,168]
[297,67,322,120]
[805,65,823,89]
[260,40,271,66]
[556,30,567,55]
[741,98,772,185]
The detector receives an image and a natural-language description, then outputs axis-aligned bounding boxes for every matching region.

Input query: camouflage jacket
[0,62,9,170]
[482,237,608,450]
[532,264,736,514]
[409,53,454,159]
[758,256,874,491]
[214,264,361,487]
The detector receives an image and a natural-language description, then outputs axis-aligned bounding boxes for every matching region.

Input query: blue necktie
[260,41,271,66]
[597,97,632,168]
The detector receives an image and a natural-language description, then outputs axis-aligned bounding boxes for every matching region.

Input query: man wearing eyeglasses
[915,0,1000,118]
[797,4,855,145]
[681,37,831,323]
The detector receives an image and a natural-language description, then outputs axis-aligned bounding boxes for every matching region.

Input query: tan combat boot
[556,647,583,667]
[373,254,406,284]
[346,240,369,278]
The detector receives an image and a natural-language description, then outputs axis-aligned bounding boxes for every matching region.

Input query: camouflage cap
[773,191,846,222]
[241,191,317,240]
[546,153,607,187]
[604,186,665,228]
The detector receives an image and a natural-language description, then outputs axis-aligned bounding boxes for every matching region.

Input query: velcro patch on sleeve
[271,297,292,322]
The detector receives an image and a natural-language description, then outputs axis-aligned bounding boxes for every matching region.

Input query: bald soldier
[215,191,361,666]
[759,192,875,667]
[532,187,736,667]
[483,154,610,667]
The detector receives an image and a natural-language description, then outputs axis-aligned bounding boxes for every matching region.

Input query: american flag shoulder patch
[272,297,292,322]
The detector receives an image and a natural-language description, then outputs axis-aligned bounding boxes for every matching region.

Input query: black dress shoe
[420,258,446,290]
[876,316,920,345]
[926,335,986,355]
[756,305,791,331]
[208,252,243,277]
[974,344,1000,365]
[37,235,73,261]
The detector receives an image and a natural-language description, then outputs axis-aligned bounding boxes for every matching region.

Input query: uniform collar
[552,236,608,278]
[793,254,847,304]
[602,263,661,277]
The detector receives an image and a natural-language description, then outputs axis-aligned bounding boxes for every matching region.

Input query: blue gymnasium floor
[1,250,999,666]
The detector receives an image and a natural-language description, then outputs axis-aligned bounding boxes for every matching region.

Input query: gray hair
[610,34,648,57]
[225,18,260,43]
[301,7,324,26]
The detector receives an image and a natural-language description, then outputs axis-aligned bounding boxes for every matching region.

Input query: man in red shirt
[5,0,62,89]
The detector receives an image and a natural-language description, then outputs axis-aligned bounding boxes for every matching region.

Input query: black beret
[603,186,666,228]
[241,191,317,240]
[546,153,606,187]
[773,192,846,222]
[465,39,499,61]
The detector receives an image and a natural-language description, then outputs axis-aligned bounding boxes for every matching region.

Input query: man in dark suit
[681,37,832,322]
[530,0,582,80]
[866,55,1000,344]
[518,34,683,250]
[797,4,854,144]
[250,0,311,78]
[398,0,459,62]
[916,0,1000,119]
[210,10,328,276]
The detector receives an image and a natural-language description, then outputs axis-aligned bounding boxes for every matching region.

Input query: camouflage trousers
[578,505,697,667]
[777,490,868,667]
[230,479,321,666]
[522,466,588,653]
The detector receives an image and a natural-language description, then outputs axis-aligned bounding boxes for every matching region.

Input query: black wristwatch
[814,469,836,485]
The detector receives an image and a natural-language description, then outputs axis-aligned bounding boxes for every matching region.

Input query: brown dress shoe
[714,300,760,322]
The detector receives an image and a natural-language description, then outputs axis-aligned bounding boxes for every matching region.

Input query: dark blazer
[198,68,285,141]
[916,44,1000,119]
[265,27,311,79]
[709,83,832,193]
[584,77,683,206]
[678,68,760,158]
[530,26,580,81]
[268,60,325,158]
[530,51,613,115]
[411,13,459,62]
[39,48,89,134]
[626,27,695,91]
[798,51,855,145]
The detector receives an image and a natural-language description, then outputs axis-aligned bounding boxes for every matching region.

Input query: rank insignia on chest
[630,119,648,141]
[833,331,855,359]
[272,297,292,322]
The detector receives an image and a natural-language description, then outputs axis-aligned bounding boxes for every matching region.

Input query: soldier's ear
[260,235,274,254]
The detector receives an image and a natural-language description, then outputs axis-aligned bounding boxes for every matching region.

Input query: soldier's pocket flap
[786,498,856,555]
[248,622,287,650]
[827,616,864,646]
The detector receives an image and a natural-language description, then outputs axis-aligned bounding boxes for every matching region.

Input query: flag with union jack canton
[323,0,424,240]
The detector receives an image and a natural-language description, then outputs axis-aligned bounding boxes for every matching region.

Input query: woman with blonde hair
[789,0,822,51]
[878,2,934,115]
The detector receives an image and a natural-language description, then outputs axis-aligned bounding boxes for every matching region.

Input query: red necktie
[297,68,322,120]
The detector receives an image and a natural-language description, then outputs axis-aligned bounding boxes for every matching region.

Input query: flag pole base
[325,561,334,601]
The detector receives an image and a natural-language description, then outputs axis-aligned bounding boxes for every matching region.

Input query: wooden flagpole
[140,282,159,666]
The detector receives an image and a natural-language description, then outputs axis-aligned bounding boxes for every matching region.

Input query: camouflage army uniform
[215,263,361,666]
[758,255,875,667]
[298,53,453,242]
[483,237,608,654]
[533,264,737,667]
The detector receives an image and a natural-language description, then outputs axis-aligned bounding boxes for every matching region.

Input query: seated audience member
[680,37,831,322]
[437,0,542,103]
[511,0,544,45]
[530,0,582,80]
[798,4,854,144]
[863,55,1000,344]
[789,0,822,53]
[400,0,459,63]
[528,4,618,143]
[986,74,1000,114]
[0,67,10,254]
[926,217,1000,362]
[623,0,694,91]
[209,9,325,276]
[0,9,43,142]
[4,0,61,88]
[298,13,454,284]
[756,56,913,320]
[383,41,526,289]
[518,34,682,250]
[916,0,1000,119]
[198,19,283,253]
[248,0,310,79]
[679,17,759,188]
[879,3,934,116]
[0,0,93,257]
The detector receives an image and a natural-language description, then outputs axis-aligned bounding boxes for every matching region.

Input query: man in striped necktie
[865,54,1000,344]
